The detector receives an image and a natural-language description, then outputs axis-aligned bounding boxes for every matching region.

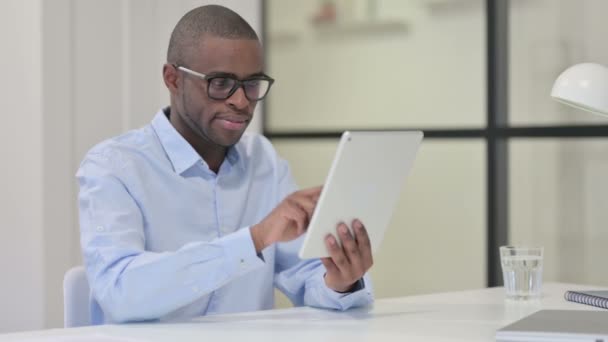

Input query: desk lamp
[551,63,608,116]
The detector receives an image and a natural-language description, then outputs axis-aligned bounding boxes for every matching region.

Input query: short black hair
[167,5,259,65]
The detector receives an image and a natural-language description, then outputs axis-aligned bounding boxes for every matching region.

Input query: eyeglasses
[174,64,274,101]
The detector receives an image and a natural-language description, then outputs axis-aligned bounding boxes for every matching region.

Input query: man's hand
[250,186,322,252]
[321,219,373,293]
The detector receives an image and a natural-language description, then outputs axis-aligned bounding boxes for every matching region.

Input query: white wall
[0,0,45,332]
[0,0,262,332]
[41,0,75,330]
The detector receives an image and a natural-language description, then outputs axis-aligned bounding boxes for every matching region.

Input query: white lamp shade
[551,63,608,117]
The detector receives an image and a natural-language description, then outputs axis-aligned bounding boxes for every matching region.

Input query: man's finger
[338,223,360,262]
[326,234,350,271]
[298,185,323,198]
[353,219,373,270]
[287,203,308,234]
[290,194,317,217]
[320,257,339,275]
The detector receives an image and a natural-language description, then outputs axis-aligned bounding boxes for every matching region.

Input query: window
[264,0,608,298]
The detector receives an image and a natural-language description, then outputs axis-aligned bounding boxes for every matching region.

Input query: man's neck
[166,107,226,173]
[188,137,226,174]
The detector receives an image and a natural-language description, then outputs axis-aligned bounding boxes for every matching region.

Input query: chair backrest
[63,266,91,327]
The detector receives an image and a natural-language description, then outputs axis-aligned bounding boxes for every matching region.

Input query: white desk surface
[2,282,605,342]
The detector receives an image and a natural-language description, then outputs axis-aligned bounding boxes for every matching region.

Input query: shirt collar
[151,108,243,174]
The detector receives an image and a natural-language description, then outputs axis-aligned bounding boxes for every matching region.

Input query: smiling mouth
[217,117,249,131]
[221,118,248,123]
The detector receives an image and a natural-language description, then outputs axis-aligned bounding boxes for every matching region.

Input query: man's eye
[209,78,233,89]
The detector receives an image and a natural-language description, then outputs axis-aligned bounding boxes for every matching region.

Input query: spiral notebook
[565,290,608,310]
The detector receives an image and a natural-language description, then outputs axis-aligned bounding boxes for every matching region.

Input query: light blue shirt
[76,109,373,324]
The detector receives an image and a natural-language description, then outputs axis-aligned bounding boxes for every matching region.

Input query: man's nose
[226,85,250,109]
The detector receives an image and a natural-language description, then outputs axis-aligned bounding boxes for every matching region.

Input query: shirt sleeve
[273,237,374,310]
[272,158,374,310]
[77,155,265,323]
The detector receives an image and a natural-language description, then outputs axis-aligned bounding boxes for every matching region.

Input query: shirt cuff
[314,270,374,310]
[220,227,265,278]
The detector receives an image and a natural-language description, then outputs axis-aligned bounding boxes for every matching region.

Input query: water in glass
[501,255,543,300]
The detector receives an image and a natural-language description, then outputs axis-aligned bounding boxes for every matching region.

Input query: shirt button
[240,259,246,268]
[96,226,104,232]
[192,286,199,293]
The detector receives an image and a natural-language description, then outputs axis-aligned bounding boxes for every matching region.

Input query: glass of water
[500,246,543,300]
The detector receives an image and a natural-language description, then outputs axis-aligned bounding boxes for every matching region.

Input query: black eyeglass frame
[173,64,275,101]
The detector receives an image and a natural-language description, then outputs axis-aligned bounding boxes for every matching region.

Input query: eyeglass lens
[208,77,271,101]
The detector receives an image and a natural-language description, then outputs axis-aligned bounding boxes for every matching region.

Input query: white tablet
[298,130,423,259]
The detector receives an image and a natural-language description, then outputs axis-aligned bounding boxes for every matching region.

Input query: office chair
[63,266,91,327]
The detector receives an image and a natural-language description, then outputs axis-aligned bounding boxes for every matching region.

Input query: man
[77,4,373,324]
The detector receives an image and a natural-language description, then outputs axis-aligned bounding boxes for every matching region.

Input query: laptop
[496,310,608,342]
[298,130,423,259]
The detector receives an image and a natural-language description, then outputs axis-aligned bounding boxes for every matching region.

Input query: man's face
[175,35,263,147]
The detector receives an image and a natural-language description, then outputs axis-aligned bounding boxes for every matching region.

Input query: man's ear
[163,63,179,95]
